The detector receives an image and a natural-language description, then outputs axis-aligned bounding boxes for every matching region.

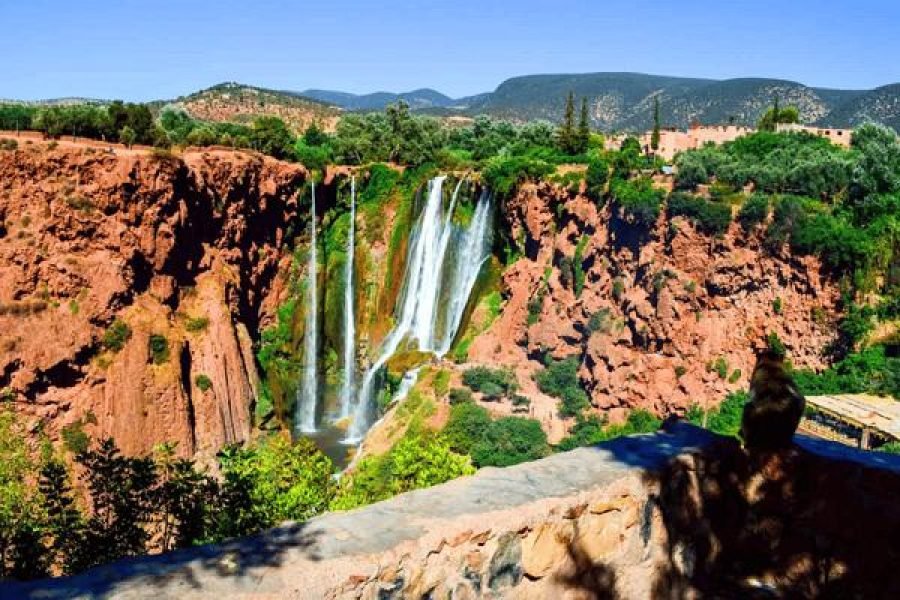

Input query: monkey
[740,349,806,452]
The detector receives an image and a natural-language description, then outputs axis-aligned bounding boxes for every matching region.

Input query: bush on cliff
[332,429,473,510]
[442,402,549,468]
[462,366,518,399]
[738,193,770,231]
[610,177,664,226]
[667,191,732,235]
[793,345,899,398]
[534,356,591,417]
[556,410,661,451]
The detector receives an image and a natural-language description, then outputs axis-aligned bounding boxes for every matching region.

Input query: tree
[585,155,610,200]
[0,411,47,579]
[75,439,157,569]
[250,116,295,159]
[152,443,217,552]
[576,97,591,154]
[302,121,329,147]
[757,98,800,131]
[557,91,577,154]
[119,126,136,148]
[651,96,661,152]
[38,459,84,575]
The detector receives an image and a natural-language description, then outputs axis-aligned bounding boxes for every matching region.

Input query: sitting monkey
[740,349,806,451]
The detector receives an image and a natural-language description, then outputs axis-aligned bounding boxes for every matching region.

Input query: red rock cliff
[0,143,307,460]
[470,182,840,424]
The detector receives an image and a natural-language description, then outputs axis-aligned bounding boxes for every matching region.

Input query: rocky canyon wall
[0,143,307,459]
[469,181,841,423]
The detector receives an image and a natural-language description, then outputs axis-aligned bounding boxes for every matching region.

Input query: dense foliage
[534,356,591,417]
[556,410,662,451]
[461,366,518,400]
[667,191,733,235]
[442,402,549,468]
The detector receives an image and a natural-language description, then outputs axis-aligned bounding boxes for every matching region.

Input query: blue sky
[2,0,898,100]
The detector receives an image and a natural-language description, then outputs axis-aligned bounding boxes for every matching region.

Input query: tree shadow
[1,521,323,599]
[599,421,900,599]
[553,535,621,600]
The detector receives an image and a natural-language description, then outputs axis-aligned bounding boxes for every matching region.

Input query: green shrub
[195,374,212,392]
[61,420,90,455]
[611,177,664,226]
[667,191,732,235]
[333,431,473,510]
[511,394,531,407]
[443,403,548,468]
[612,278,625,302]
[687,392,748,437]
[573,236,588,296]
[585,156,610,200]
[738,193,769,231]
[773,297,783,315]
[527,289,545,325]
[185,316,210,333]
[432,370,451,398]
[149,334,170,365]
[535,356,590,417]
[462,366,518,399]
[557,410,661,451]
[712,357,729,379]
[674,365,687,379]
[793,345,899,398]
[767,332,786,359]
[482,155,555,197]
[728,369,742,384]
[448,387,474,405]
[102,319,132,352]
[588,308,612,333]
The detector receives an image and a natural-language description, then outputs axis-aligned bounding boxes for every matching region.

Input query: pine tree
[153,442,217,552]
[651,96,661,152]
[557,91,576,154]
[577,97,591,154]
[76,439,157,568]
[38,459,84,575]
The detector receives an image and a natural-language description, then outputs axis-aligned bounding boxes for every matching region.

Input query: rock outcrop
[7,422,900,599]
[0,143,306,459]
[471,182,840,425]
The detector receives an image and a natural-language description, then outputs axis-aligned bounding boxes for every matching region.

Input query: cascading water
[296,182,318,433]
[344,177,493,443]
[438,190,494,355]
[339,177,357,419]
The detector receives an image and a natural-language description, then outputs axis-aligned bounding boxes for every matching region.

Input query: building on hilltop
[605,121,853,161]
[776,122,853,148]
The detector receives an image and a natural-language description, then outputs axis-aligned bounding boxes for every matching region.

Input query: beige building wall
[776,123,853,148]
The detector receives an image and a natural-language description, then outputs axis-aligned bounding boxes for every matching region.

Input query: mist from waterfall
[296,182,318,433]
[339,177,357,419]
[344,177,493,443]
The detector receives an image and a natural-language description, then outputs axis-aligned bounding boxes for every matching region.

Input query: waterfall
[339,177,357,419]
[297,182,318,433]
[438,190,494,355]
[344,177,493,443]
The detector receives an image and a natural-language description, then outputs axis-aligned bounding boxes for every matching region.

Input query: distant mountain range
[10,73,900,133]
[298,72,900,131]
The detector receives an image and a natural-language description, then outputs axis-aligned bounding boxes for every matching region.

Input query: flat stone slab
[4,422,899,599]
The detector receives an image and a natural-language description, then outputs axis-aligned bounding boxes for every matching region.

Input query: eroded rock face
[471,182,840,424]
[0,144,306,459]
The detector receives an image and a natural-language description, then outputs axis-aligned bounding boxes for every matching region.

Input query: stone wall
[5,422,900,599]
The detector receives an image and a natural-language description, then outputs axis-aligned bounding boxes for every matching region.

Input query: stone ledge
[5,423,900,599]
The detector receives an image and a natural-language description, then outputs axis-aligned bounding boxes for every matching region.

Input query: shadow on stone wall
[1,521,323,599]
[597,422,900,599]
